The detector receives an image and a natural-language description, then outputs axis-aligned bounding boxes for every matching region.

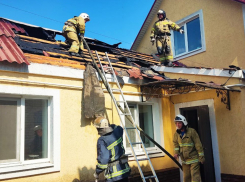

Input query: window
[0,85,60,179]
[121,95,164,158]
[172,10,206,60]
[0,98,48,163]
[125,104,154,149]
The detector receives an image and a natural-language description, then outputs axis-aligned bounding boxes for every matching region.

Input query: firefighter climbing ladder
[95,51,159,182]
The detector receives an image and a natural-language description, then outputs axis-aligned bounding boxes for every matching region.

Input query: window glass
[25,99,48,160]
[0,99,18,162]
[139,105,154,148]
[125,105,137,148]
[174,26,185,55]
[187,17,202,51]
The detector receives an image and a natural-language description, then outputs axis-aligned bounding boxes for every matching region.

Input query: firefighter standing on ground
[62,13,90,56]
[173,114,205,182]
[150,10,184,66]
[93,117,131,182]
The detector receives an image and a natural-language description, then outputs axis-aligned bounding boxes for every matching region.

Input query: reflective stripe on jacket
[96,125,131,181]
[150,18,180,38]
[173,127,204,164]
[62,16,85,34]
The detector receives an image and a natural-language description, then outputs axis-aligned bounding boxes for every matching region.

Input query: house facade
[0,18,179,182]
[132,0,245,181]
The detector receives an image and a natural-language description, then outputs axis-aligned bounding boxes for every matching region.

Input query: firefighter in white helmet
[150,9,184,66]
[173,114,205,182]
[93,117,131,182]
[62,13,90,56]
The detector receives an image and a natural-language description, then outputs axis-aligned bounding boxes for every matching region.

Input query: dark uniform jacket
[96,124,131,181]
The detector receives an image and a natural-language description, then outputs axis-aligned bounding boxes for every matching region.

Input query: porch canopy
[140,79,240,110]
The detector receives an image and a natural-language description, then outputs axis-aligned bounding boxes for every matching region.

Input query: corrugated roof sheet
[0,19,29,65]
[0,19,26,37]
[0,35,30,65]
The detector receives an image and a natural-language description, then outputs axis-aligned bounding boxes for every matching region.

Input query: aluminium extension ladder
[95,51,159,182]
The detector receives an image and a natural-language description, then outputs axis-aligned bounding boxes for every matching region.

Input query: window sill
[174,47,205,61]
[0,162,59,180]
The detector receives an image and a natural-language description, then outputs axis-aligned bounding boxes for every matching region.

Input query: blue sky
[0,0,154,49]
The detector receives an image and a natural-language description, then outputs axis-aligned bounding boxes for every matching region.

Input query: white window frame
[0,85,60,180]
[119,95,164,159]
[171,9,206,60]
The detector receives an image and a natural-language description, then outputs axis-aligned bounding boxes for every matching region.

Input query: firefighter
[150,10,184,66]
[62,13,90,56]
[93,117,131,182]
[173,114,205,182]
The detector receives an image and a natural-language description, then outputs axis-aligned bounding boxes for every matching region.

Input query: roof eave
[130,0,163,51]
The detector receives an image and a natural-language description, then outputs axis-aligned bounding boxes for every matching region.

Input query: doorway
[180,105,216,182]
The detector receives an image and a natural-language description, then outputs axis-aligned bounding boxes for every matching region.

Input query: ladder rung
[125,127,136,129]
[116,101,125,103]
[120,113,131,115]
[137,158,149,161]
[145,176,156,180]
[131,142,142,145]
[111,89,121,92]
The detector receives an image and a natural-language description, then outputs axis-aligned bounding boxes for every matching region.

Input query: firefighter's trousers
[156,35,173,65]
[62,31,84,53]
[182,162,201,182]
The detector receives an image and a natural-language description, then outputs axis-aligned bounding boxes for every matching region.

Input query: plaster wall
[136,0,245,69]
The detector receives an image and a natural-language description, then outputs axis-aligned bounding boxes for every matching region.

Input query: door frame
[174,99,221,182]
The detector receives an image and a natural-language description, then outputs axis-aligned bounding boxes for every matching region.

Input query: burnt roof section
[0,17,166,82]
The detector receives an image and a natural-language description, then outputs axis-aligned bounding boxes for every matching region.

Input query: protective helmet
[94,117,110,129]
[174,114,188,126]
[79,13,90,21]
[33,125,42,131]
[157,9,166,19]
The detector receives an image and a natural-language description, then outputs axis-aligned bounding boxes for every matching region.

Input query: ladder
[95,51,159,182]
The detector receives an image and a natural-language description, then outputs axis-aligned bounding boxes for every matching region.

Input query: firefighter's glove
[80,34,84,38]
[179,29,184,34]
[150,37,155,43]
[199,156,205,164]
[93,172,99,179]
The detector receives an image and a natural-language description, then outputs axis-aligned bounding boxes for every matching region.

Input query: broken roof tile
[127,67,143,79]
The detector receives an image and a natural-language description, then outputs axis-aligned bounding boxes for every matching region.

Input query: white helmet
[94,116,110,129]
[79,13,90,21]
[33,125,42,131]
[174,114,188,126]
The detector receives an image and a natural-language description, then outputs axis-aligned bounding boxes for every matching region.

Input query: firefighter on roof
[93,117,131,182]
[173,114,205,182]
[150,9,184,66]
[62,13,90,56]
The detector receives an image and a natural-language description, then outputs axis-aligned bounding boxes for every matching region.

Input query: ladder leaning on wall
[95,51,159,182]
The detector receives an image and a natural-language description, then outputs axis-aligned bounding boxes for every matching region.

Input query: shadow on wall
[72,166,105,182]
[71,163,152,182]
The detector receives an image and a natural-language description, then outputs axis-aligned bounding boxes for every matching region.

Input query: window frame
[0,86,60,180]
[171,9,206,60]
[119,95,164,159]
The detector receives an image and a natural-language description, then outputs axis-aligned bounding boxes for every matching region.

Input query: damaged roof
[0,17,167,82]
[0,17,241,94]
